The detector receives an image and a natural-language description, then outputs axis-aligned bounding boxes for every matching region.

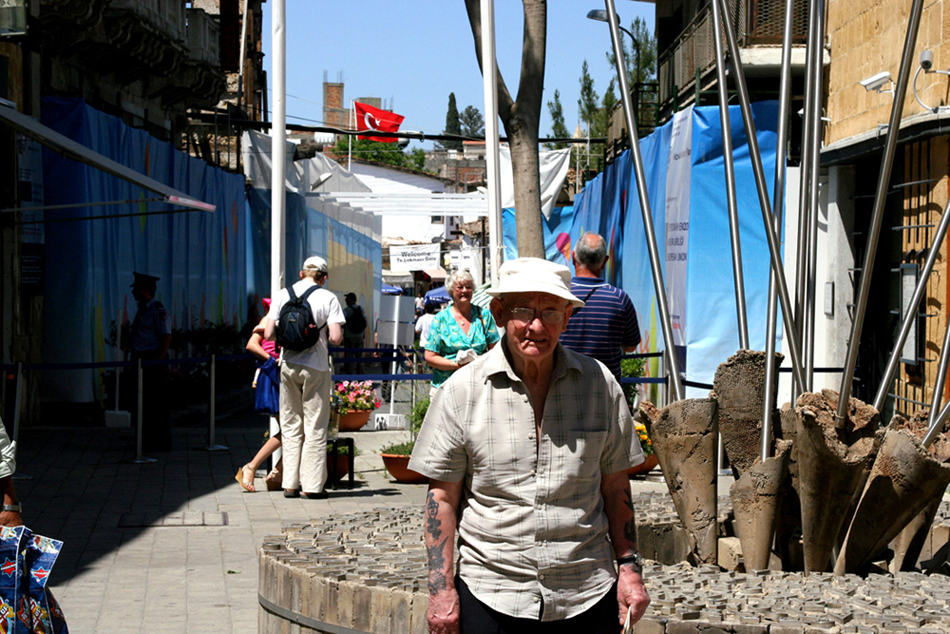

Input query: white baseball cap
[487,257,583,308]
[302,256,328,273]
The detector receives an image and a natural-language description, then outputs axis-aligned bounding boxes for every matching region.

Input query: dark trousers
[457,577,620,634]
[342,336,364,375]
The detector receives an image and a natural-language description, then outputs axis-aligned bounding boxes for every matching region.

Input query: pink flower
[348,393,356,402]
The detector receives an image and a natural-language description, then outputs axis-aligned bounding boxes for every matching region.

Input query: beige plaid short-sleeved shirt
[409,340,644,622]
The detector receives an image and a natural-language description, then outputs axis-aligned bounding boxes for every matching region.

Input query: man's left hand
[0,510,22,528]
[616,566,650,626]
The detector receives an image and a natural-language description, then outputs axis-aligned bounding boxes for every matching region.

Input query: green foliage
[605,17,658,87]
[443,93,462,150]
[331,138,431,173]
[621,356,646,414]
[577,60,600,133]
[459,106,484,138]
[545,89,570,150]
[381,396,429,455]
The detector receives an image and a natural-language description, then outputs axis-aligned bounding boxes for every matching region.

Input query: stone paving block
[634,616,667,634]
[718,537,743,572]
[390,588,414,634]
[667,620,702,634]
[336,580,358,629]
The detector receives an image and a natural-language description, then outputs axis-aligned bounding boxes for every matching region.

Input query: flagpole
[270,0,286,298]
[480,0,503,286]
[348,100,353,171]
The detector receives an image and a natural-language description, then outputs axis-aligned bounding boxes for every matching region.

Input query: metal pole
[923,397,950,448]
[605,0,684,401]
[710,0,749,350]
[837,0,925,426]
[205,354,228,451]
[270,0,287,299]
[716,0,806,393]
[115,309,122,411]
[927,310,950,431]
[803,0,827,393]
[761,0,796,461]
[872,199,950,413]
[130,359,156,464]
[481,0,504,286]
[794,1,818,361]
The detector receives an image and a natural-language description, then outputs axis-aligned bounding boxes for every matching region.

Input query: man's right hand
[427,588,460,634]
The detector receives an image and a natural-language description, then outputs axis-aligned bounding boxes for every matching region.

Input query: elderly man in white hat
[409,257,649,633]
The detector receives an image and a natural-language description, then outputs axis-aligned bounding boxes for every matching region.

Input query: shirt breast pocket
[547,430,607,481]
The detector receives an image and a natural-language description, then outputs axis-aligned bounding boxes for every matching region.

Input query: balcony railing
[657,0,809,111]
[111,0,185,42]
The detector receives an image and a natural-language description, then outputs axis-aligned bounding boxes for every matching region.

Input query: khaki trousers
[278,361,330,493]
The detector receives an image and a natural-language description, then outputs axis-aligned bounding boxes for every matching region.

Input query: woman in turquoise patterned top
[424,270,500,388]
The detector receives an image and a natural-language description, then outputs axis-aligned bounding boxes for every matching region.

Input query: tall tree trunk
[464,0,546,259]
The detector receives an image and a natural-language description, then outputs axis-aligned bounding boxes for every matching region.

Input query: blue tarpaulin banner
[39,97,249,402]
[503,102,782,396]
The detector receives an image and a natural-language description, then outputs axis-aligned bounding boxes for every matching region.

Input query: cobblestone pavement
[13,380,950,633]
[13,398,432,634]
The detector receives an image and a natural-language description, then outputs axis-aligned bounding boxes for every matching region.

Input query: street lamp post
[587,10,640,125]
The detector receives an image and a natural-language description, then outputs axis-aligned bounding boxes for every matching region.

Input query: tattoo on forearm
[427,537,449,593]
[426,491,443,541]
[624,518,638,546]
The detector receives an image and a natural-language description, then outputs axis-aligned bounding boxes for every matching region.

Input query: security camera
[860,71,892,92]
[921,50,934,71]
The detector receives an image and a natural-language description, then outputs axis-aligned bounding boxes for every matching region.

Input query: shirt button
[530,469,536,476]
[539,574,545,580]
[533,597,540,603]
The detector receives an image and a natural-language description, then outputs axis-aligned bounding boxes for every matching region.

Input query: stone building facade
[823,0,950,415]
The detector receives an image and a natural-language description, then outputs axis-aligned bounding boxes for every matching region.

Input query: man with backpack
[264,256,345,498]
[342,293,367,375]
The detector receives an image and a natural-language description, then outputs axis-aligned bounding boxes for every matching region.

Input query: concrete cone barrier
[712,350,783,476]
[795,390,880,573]
[892,497,941,572]
[834,419,950,575]
[730,439,792,571]
[637,398,719,565]
[775,403,804,571]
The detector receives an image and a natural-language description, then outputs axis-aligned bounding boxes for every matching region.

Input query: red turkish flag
[354,102,405,143]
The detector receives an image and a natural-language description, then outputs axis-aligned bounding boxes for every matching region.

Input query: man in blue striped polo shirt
[561,232,641,380]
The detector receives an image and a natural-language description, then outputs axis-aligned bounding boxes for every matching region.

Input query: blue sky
[261,1,655,150]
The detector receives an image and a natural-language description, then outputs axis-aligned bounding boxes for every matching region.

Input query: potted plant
[333,380,382,431]
[327,442,360,479]
[621,356,658,476]
[626,420,658,477]
[380,396,428,484]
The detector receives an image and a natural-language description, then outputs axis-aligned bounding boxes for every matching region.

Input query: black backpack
[346,305,367,333]
[275,286,324,351]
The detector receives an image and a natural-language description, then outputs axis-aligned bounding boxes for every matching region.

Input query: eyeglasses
[506,306,565,325]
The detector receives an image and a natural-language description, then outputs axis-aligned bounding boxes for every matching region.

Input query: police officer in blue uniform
[128,272,173,452]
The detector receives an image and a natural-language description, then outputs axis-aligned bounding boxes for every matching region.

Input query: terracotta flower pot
[626,453,658,477]
[327,452,349,478]
[381,453,428,484]
[339,410,371,431]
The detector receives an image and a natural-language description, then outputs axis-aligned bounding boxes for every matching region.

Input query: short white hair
[446,269,474,294]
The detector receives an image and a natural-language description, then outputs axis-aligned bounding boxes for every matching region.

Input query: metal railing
[657,0,810,112]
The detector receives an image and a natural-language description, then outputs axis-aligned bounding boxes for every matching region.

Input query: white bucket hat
[487,257,584,308]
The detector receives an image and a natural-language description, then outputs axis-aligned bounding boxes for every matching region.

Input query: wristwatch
[2,504,21,514]
[617,552,643,572]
